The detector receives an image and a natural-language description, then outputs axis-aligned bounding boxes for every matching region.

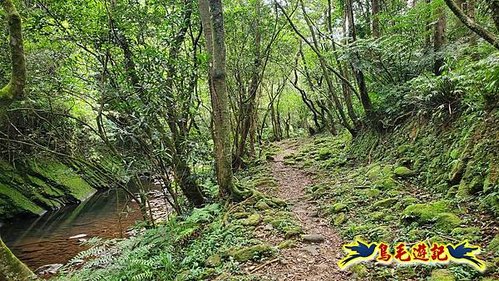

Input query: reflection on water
[0,188,143,270]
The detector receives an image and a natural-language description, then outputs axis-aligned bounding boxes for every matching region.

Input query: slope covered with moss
[283,110,498,280]
[0,156,113,220]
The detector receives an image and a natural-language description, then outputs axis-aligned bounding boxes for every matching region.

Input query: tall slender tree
[199,0,237,199]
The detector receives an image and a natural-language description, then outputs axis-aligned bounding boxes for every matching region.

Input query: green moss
[365,189,381,197]
[284,225,303,238]
[205,254,222,268]
[0,239,34,281]
[317,148,334,160]
[240,213,261,226]
[402,200,451,221]
[333,212,347,226]
[277,239,296,249]
[429,269,455,281]
[349,264,368,278]
[394,166,416,177]
[450,227,481,242]
[367,164,382,180]
[488,234,499,255]
[29,159,96,201]
[450,149,460,159]
[255,200,270,210]
[398,144,412,154]
[0,183,45,217]
[373,197,398,208]
[370,211,385,221]
[232,212,250,219]
[329,202,347,214]
[374,177,398,189]
[434,213,462,231]
[402,200,461,231]
[458,175,484,196]
[228,244,275,262]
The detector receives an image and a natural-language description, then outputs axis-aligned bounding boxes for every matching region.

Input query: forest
[0,0,498,280]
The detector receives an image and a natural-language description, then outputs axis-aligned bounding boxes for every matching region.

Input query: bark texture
[199,0,235,198]
[0,0,26,109]
[0,238,34,281]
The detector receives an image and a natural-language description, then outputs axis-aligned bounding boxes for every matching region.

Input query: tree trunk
[443,0,499,50]
[345,0,379,129]
[0,0,26,109]
[489,0,499,32]
[296,0,356,134]
[199,0,235,198]
[434,4,446,76]
[233,0,261,170]
[0,238,34,281]
[0,3,32,277]
[372,0,381,37]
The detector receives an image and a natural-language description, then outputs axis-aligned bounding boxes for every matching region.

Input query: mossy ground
[281,112,498,280]
[56,151,301,281]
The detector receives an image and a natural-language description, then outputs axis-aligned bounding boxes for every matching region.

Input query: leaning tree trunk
[0,0,26,109]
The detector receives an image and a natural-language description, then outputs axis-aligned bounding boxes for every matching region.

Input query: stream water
[0,188,143,270]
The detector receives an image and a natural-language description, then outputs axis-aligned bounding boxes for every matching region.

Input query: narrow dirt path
[256,141,349,281]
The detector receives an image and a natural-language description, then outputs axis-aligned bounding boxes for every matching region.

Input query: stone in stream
[69,234,88,239]
[302,234,325,243]
[35,264,63,275]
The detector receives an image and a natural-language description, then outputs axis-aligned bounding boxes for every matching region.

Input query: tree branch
[443,0,499,50]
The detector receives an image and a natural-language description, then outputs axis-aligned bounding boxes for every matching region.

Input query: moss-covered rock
[394,166,416,178]
[228,244,275,262]
[434,213,462,231]
[450,227,481,242]
[317,148,333,160]
[402,200,461,231]
[205,254,222,267]
[333,212,347,226]
[402,200,451,221]
[240,213,261,226]
[429,269,455,281]
[373,197,397,208]
[255,200,270,210]
[329,203,347,214]
[278,239,296,249]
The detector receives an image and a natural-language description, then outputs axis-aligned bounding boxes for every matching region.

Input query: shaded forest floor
[55,131,498,281]
[247,135,498,281]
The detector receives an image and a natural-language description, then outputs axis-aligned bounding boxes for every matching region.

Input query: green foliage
[57,203,252,281]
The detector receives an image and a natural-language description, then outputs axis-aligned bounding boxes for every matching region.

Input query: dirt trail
[255,141,349,281]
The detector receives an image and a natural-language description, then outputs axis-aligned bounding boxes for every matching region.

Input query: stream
[0,188,143,270]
